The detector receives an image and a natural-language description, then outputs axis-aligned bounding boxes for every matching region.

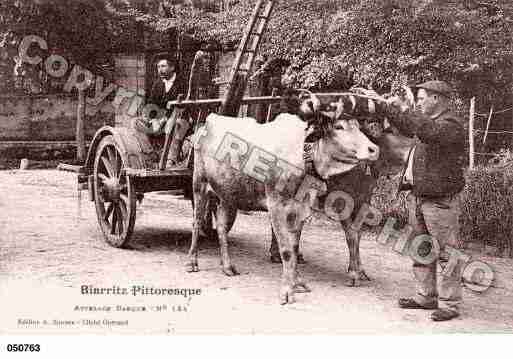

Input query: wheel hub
[102,177,122,202]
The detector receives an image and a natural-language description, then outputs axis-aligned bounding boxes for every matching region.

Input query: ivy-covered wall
[2,0,513,152]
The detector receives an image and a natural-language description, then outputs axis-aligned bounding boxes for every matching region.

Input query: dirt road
[1,169,512,334]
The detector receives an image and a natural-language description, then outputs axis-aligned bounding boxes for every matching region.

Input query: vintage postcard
[1,0,512,344]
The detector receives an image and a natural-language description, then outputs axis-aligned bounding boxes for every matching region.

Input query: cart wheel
[93,135,136,247]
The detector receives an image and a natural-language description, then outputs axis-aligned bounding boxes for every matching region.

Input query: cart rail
[123,167,192,178]
[166,95,283,109]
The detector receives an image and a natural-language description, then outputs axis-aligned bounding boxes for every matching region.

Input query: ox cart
[67,89,383,247]
[62,0,281,247]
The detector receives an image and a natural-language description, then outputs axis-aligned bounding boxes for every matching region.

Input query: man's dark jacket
[147,76,183,116]
[386,107,466,198]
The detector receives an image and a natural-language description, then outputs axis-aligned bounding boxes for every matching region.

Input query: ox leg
[270,227,306,264]
[342,220,371,287]
[269,206,310,305]
[216,202,239,276]
[187,178,208,273]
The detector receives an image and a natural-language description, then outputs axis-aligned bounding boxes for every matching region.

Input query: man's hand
[386,95,413,113]
[350,87,387,102]
[386,95,405,109]
[134,114,167,136]
[151,118,167,135]
[386,86,416,112]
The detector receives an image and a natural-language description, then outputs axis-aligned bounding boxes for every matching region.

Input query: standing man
[385,81,466,322]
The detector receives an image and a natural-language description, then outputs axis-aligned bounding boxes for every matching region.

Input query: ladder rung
[221,0,275,114]
[238,43,259,52]
[235,50,256,59]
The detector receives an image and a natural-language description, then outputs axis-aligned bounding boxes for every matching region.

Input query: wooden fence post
[76,88,86,162]
[469,97,475,170]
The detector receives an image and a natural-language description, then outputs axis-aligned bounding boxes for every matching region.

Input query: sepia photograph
[1,0,512,350]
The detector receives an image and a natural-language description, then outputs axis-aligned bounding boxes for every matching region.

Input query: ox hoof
[185,262,199,273]
[270,253,306,264]
[345,270,370,287]
[348,268,371,281]
[293,282,311,293]
[279,286,296,305]
[359,270,371,281]
[345,278,360,287]
[222,265,239,277]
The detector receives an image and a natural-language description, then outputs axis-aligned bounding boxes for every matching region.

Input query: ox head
[347,87,416,177]
[280,89,380,178]
[360,118,414,177]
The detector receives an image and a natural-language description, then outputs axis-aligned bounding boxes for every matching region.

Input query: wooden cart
[64,0,279,247]
[70,94,283,247]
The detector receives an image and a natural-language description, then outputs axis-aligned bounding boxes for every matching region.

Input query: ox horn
[402,85,416,111]
[297,89,321,115]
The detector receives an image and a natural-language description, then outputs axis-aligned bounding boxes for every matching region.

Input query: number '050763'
[6,344,40,352]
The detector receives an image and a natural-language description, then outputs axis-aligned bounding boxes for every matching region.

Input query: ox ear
[402,85,416,111]
[333,98,345,120]
[299,92,320,116]
[309,93,321,112]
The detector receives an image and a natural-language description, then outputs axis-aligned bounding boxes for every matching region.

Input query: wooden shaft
[159,94,184,170]
[483,106,494,145]
[265,88,279,123]
[76,89,86,162]
[469,97,475,169]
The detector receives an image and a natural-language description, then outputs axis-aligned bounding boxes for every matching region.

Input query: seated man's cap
[415,80,453,98]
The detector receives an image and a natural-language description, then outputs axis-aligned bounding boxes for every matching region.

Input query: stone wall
[0,94,114,141]
[0,141,83,161]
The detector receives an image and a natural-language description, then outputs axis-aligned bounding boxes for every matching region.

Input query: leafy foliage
[461,158,513,257]
[3,0,513,104]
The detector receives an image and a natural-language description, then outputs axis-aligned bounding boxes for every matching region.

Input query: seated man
[143,54,182,135]
[136,53,191,165]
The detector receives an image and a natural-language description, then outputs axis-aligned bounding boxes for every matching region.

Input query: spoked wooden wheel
[93,135,136,247]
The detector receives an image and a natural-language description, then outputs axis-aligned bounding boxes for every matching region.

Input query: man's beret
[415,80,453,98]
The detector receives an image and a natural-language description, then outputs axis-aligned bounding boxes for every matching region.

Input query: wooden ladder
[220,0,275,116]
